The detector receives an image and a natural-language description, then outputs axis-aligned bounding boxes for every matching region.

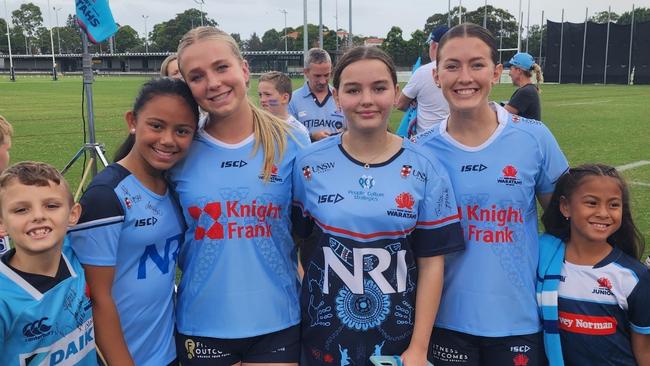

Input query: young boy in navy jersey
[0,162,97,365]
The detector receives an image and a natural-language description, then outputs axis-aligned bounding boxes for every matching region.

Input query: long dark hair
[114,78,199,162]
[542,163,645,259]
[333,46,397,89]
[436,23,498,65]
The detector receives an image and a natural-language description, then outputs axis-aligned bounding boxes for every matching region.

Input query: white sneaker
[645,256,650,269]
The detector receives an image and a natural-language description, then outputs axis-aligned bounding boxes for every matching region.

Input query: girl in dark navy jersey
[69,78,199,366]
[539,164,650,366]
[292,46,464,366]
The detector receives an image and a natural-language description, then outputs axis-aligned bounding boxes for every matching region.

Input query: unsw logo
[497,165,522,186]
[188,200,282,240]
[386,192,416,219]
[318,194,344,204]
[303,162,336,181]
[221,160,248,168]
[592,277,614,296]
[23,317,52,341]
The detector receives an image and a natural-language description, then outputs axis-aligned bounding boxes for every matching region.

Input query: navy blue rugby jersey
[292,134,464,365]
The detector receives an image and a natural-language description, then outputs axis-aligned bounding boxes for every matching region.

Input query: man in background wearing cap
[396,25,450,135]
[503,52,543,120]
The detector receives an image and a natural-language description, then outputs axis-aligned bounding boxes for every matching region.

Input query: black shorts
[429,327,546,366]
[176,325,300,365]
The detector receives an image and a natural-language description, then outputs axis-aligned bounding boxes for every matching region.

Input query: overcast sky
[5,0,649,40]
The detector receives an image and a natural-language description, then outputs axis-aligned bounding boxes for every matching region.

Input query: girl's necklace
[343,133,390,169]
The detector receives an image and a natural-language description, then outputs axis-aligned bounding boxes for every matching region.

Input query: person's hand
[400,345,428,366]
[311,130,331,141]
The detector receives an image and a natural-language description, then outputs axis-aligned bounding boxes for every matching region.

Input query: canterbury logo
[23,317,52,339]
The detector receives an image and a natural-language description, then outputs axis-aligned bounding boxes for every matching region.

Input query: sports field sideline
[0,75,649,257]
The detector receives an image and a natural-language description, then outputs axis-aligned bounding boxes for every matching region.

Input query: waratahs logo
[387,192,417,219]
[497,165,522,186]
[395,192,415,210]
[597,277,613,290]
[513,353,529,366]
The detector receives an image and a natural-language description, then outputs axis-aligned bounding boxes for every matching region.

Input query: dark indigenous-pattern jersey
[293,134,464,365]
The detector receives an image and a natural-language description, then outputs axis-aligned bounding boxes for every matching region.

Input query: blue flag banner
[396,57,422,137]
[76,0,118,44]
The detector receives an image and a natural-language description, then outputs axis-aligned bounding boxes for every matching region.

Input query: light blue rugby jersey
[0,241,97,366]
[292,134,464,366]
[288,83,345,135]
[169,126,310,338]
[416,103,569,337]
[69,164,181,366]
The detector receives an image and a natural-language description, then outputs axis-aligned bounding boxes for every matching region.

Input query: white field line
[630,181,650,187]
[616,161,650,172]
[555,100,612,106]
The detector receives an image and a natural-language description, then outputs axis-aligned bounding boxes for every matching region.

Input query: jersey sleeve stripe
[68,215,125,232]
[416,213,461,227]
[630,323,650,334]
[313,217,416,240]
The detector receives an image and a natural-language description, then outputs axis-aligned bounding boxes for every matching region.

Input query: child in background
[538,164,650,366]
[258,71,310,135]
[69,78,199,366]
[0,161,96,365]
[0,116,13,255]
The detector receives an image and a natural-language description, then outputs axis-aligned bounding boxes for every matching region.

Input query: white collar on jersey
[439,102,509,152]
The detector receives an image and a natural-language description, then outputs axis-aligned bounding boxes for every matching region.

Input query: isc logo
[134,217,158,227]
[461,164,487,172]
[221,160,248,168]
[318,194,344,204]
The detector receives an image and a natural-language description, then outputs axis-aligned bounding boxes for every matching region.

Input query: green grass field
[1,75,649,258]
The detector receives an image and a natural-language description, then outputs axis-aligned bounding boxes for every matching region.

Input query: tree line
[1,3,649,67]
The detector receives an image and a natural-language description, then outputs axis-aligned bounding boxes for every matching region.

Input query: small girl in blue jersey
[69,78,199,366]
[292,46,464,366]
[170,26,309,366]
[538,164,650,366]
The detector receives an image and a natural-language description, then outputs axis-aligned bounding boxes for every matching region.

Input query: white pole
[539,10,544,64]
[483,0,487,28]
[628,4,635,85]
[54,6,61,54]
[517,0,522,51]
[4,0,14,81]
[458,0,462,24]
[348,0,352,48]
[280,9,288,52]
[303,0,308,58]
[499,18,503,64]
[335,0,339,52]
[525,0,531,52]
[448,0,451,27]
[319,0,323,48]
[580,8,588,84]
[142,15,149,53]
[604,6,611,84]
[47,0,57,80]
[559,9,564,84]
